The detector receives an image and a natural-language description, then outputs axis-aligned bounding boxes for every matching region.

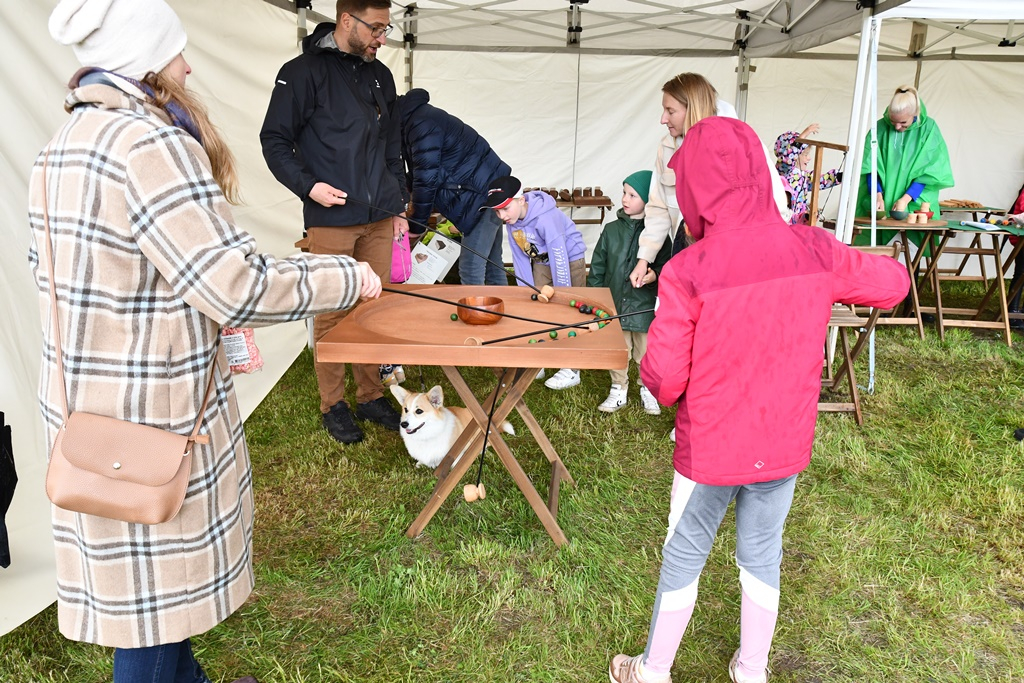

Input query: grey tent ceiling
[264,0,1024,61]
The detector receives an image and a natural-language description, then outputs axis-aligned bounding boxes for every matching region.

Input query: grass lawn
[3,297,1024,682]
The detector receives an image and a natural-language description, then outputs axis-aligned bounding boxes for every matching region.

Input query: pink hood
[669,116,783,242]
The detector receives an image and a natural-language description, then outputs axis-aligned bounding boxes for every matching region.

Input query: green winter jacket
[854,98,954,248]
[587,209,672,332]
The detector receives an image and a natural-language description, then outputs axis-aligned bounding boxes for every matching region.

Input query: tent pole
[736,49,751,120]
[735,11,751,120]
[405,43,414,90]
[835,7,875,246]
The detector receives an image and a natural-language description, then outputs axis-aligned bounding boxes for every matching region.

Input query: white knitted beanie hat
[49,0,187,80]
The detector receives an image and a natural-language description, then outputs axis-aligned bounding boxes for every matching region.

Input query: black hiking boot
[355,396,401,431]
[322,401,363,444]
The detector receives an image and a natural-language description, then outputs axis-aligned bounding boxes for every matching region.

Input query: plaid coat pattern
[27,82,362,648]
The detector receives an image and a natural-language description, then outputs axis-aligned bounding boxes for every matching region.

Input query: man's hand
[629,259,650,288]
[309,182,347,208]
[357,262,382,300]
[393,213,409,241]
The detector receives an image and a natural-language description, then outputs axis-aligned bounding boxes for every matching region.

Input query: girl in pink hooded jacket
[608,118,909,683]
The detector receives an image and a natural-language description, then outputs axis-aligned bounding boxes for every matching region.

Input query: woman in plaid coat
[29,1,380,680]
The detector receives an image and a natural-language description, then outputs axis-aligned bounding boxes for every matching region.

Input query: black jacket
[396,89,511,235]
[260,22,408,228]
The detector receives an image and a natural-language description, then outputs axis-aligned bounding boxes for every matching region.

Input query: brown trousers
[308,220,392,411]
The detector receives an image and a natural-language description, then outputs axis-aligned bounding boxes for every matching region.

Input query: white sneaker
[544,368,580,390]
[639,386,661,415]
[669,427,676,442]
[598,385,628,413]
[535,369,546,381]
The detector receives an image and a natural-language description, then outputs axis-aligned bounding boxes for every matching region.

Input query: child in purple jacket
[482,175,587,390]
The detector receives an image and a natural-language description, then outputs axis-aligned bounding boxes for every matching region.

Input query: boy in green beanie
[587,170,673,414]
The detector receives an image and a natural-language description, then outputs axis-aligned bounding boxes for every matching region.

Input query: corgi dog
[390,384,515,469]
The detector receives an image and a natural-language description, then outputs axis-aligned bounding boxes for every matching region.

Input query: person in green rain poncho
[855,85,954,249]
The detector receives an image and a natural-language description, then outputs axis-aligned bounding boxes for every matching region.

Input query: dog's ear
[390,384,409,404]
[427,385,444,408]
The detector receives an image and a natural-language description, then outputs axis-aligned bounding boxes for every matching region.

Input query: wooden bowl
[457,296,504,325]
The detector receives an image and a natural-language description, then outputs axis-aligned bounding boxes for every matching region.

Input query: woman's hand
[629,259,650,288]
[894,194,912,211]
[640,267,657,286]
[875,192,885,212]
[357,262,382,300]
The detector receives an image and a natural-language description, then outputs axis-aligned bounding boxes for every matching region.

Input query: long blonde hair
[141,71,240,204]
[663,73,718,134]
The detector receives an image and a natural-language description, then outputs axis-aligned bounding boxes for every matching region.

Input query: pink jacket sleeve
[830,239,911,309]
[640,262,699,407]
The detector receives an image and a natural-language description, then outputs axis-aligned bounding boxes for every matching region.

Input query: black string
[481,308,655,346]
[343,196,541,294]
[475,373,505,488]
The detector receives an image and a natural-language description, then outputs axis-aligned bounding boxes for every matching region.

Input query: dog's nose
[400,421,408,428]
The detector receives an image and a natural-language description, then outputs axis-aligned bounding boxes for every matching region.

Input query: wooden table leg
[408,366,571,546]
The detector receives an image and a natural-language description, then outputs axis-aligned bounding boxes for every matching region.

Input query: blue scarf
[75,67,202,144]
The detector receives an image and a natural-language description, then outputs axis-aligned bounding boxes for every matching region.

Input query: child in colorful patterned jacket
[773,124,842,225]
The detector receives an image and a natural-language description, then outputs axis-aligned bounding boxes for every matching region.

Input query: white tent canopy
[2,0,1023,636]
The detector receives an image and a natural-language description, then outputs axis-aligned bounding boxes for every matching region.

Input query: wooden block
[582,187,592,197]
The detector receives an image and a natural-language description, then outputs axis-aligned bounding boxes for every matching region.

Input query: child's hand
[800,123,820,138]
[1010,212,1024,226]
[629,260,649,288]
[641,268,656,286]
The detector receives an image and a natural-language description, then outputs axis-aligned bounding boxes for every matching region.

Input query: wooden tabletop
[318,285,629,370]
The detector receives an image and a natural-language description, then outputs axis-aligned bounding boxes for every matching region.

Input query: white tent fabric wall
[0,0,360,636]
[3,0,1024,637]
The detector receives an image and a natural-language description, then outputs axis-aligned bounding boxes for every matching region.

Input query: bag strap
[39,151,219,444]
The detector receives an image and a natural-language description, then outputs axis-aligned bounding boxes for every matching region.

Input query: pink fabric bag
[391,232,412,283]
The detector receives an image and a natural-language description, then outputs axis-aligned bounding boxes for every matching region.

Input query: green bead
[528,338,538,344]
[569,299,577,307]
[567,330,577,338]
[549,330,558,339]
[451,313,459,321]
[599,322,607,328]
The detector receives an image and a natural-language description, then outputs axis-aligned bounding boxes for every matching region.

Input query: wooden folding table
[317,285,628,546]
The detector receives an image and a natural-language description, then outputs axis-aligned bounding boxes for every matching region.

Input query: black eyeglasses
[350,14,393,38]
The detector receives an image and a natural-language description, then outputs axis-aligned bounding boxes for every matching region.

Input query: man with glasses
[261,0,407,445]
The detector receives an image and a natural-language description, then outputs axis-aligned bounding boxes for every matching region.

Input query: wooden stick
[380,286,564,326]
[482,308,655,345]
